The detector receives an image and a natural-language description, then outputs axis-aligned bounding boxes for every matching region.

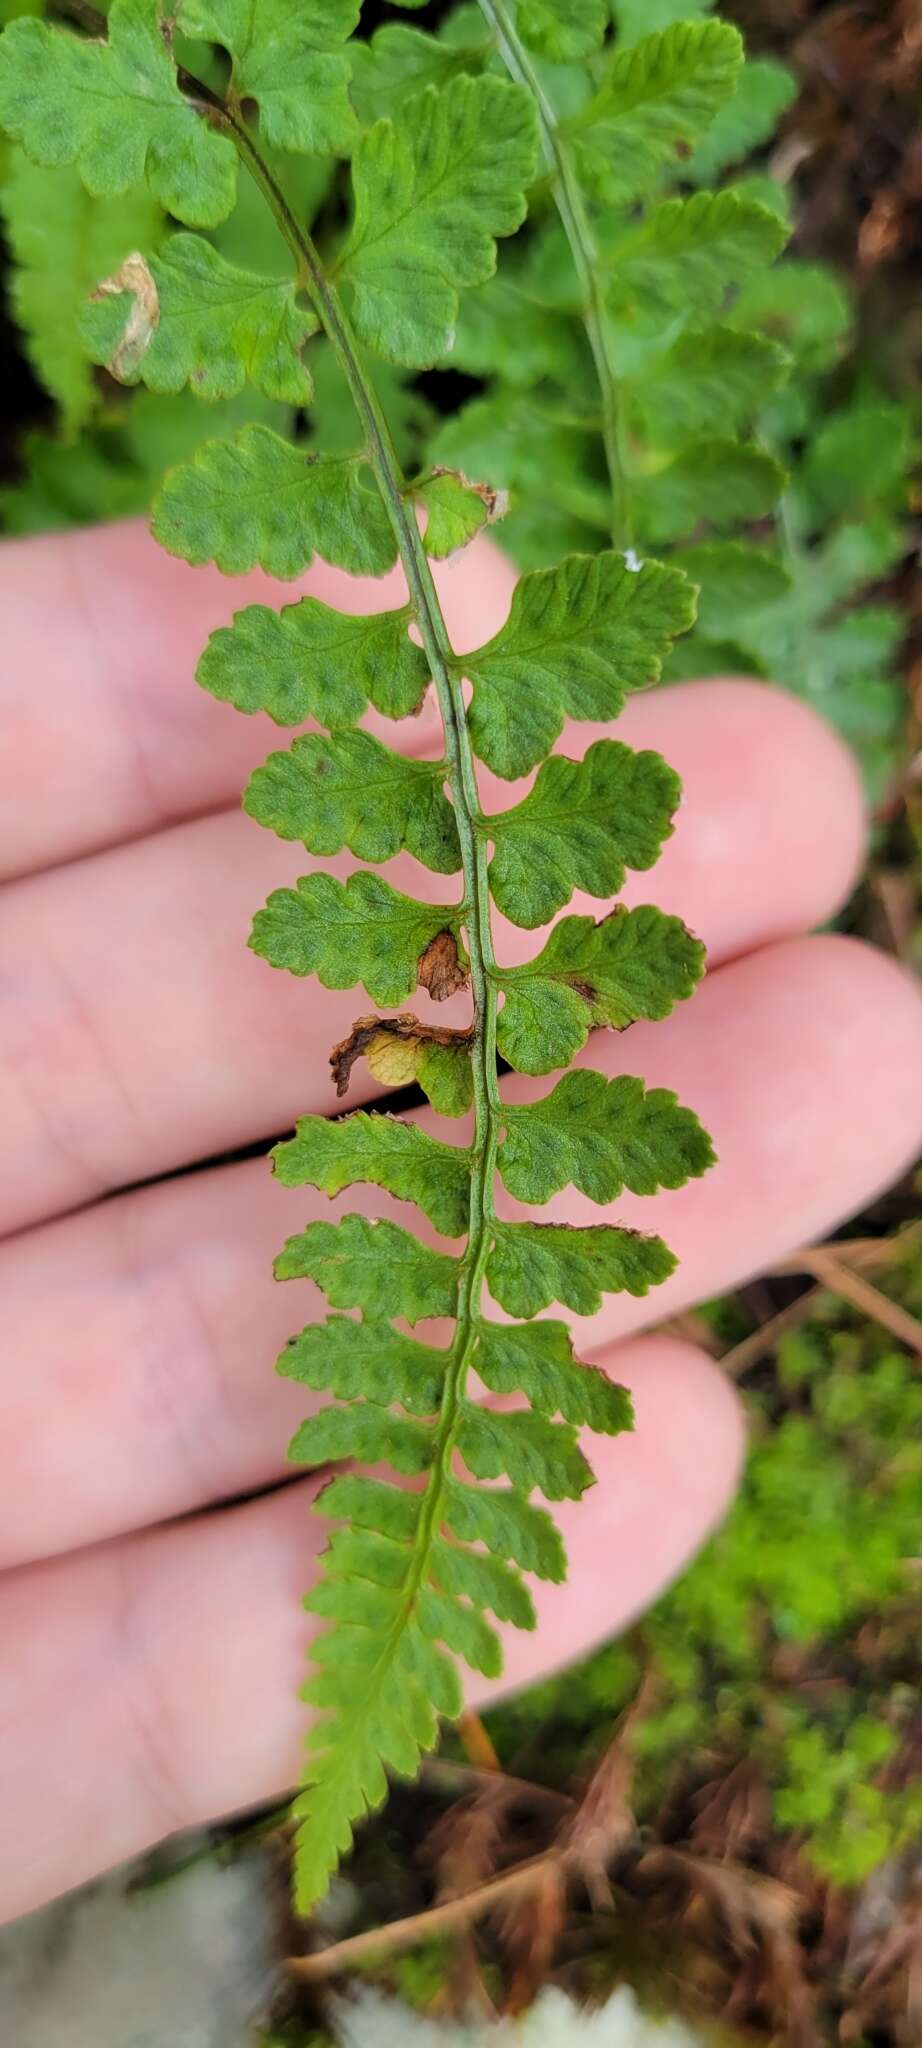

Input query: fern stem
[221,111,503,1597]
[478,0,633,551]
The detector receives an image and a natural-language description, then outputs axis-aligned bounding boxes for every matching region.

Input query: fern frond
[1,0,721,1916]
[565,18,743,205]
[464,3,791,569]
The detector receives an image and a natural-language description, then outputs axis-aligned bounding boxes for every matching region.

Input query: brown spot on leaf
[418,929,469,1002]
[331,1013,474,1098]
[90,251,159,380]
[428,464,509,528]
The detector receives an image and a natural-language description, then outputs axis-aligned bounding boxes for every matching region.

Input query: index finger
[0,520,516,883]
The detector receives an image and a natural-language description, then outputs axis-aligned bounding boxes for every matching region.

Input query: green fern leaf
[611,0,715,48]
[278,1317,447,1414]
[275,1216,460,1322]
[295,1432,552,1905]
[487,1220,676,1317]
[635,437,786,544]
[415,1586,502,1677]
[431,386,597,499]
[474,1319,633,1434]
[487,738,680,928]
[303,1612,457,1714]
[152,425,397,578]
[499,1070,715,1204]
[517,0,606,61]
[459,1403,592,1502]
[445,268,589,390]
[685,56,797,185]
[305,1605,457,1710]
[176,0,358,155]
[496,904,706,1074]
[444,1477,566,1582]
[430,1537,535,1630]
[81,233,317,403]
[318,1473,423,1541]
[800,401,911,524]
[414,469,497,557]
[606,190,788,324]
[0,154,165,434]
[323,1525,415,1592]
[340,75,539,366]
[567,19,742,206]
[514,0,610,59]
[250,871,467,1009]
[0,2,237,226]
[290,1401,433,1474]
[271,1112,473,1238]
[197,597,429,727]
[730,258,851,374]
[628,325,789,442]
[349,23,491,130]
[306,1575,405,1627]
[462,551,695,779]
[816,519,905,600]
[672,540,791,637]
[244,732,460,873]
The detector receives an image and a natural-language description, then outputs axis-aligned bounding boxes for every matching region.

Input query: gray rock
[0,1836,279,2048]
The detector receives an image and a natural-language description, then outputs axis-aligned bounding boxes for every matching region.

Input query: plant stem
[219,111,504,1600]
[478,0,632,550]
[291,1847,559,1979]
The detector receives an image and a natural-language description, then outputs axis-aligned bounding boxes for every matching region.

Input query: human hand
[1,521,919,1924]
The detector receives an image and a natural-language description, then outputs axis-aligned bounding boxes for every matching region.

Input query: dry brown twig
[719,1285,826,1380]
[635,1847,818,2047]
[418,1758,572,1821]
[456,1708,502,1773]
[787,1245,922,1358]
[719,1227,922,1378]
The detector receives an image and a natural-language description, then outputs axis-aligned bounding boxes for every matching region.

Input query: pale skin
[1,521,921,1927]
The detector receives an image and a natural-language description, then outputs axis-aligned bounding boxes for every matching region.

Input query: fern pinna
[0,0,720,1909]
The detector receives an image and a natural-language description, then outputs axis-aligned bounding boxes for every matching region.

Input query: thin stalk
[218,109,505,1606]
[478,0,633,549]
